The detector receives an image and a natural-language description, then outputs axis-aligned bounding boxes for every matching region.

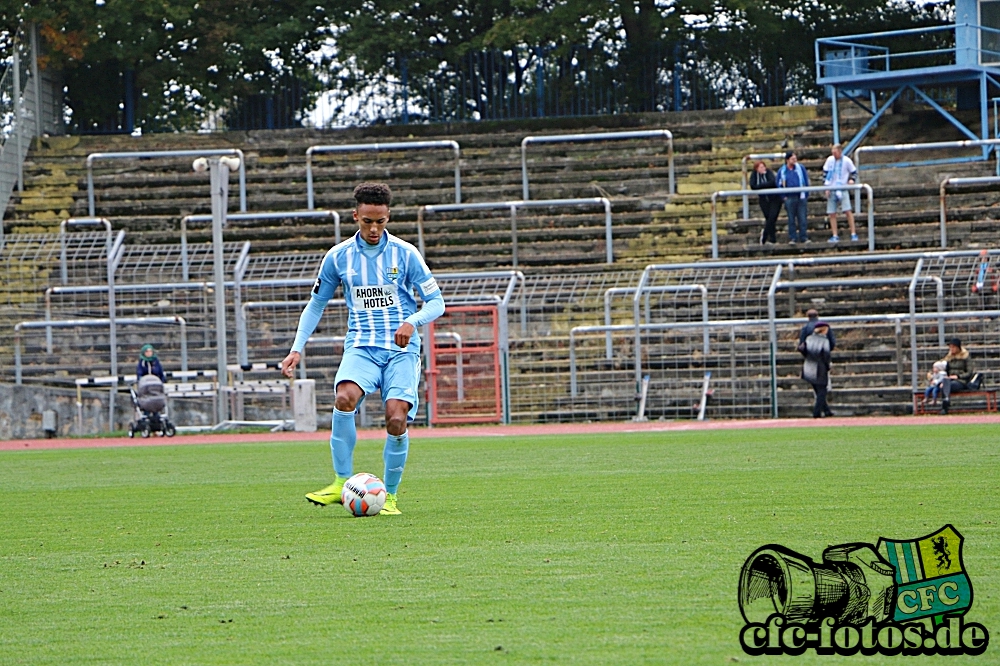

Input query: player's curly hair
[353,182,392,207]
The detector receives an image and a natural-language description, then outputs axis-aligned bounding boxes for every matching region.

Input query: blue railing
[816,23,1000,84]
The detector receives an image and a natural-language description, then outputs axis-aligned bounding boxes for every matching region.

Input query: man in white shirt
[823,143,858,243]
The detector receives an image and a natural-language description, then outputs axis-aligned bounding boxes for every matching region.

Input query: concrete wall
[0,383,130,439]
[0,383,301,439]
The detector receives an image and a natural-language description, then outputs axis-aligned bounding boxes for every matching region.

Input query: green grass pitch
[1,425,998,664]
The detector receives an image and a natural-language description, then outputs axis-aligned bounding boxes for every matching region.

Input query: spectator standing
[822,144,858,243]
[939,338,980,414]
[799,309,836,351]
[799,322,833,418]
[136,343,166,382]
[777,151,810,244]
[749,160,781,244]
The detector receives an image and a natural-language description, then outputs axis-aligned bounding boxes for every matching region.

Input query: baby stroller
[128,374,176,438]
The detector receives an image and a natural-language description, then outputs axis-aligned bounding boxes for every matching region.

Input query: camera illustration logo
[738,525,989,656]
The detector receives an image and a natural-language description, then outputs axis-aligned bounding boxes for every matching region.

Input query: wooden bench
[912,389,997,415]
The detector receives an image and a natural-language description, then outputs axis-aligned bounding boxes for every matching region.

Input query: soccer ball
[342,473,386,517]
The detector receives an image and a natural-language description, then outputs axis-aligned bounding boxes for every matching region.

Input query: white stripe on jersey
[343,244,357,349]
[359,253,376,347]
[375,252,390,348]
[391,245,405,335]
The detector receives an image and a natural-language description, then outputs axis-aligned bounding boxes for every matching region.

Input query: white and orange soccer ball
[341,473,387,517]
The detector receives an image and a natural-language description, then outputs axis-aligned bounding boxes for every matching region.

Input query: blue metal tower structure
[816,0,1000,157]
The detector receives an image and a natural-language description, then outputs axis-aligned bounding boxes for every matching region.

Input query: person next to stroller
[129,344,175,437]
[136,344,166,382]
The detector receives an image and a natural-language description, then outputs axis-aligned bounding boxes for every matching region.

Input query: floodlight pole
[205,157,238,423]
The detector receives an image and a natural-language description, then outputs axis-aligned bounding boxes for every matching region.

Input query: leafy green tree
[3,0,338,131]
[0,0,956,129]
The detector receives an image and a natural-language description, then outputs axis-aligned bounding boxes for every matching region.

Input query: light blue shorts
[335,346,421,421]
[826,191,852,214]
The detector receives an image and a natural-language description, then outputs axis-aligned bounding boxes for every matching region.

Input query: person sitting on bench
[940,337,981,414]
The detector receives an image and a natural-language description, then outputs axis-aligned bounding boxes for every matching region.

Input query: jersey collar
[354,230,389,253]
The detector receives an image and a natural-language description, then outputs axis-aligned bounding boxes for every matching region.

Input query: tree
[0,0,956,130]
[6,0,339,131]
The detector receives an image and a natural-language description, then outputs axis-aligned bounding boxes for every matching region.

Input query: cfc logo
[738,525,988,656]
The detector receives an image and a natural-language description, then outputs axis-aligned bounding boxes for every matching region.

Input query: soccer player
[280,183,445,515]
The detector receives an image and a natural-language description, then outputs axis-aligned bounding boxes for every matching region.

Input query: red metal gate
[427,305,502,424]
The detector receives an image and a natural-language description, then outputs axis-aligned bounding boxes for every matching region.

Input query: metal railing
[15,315,189,384]
[59,218,112,284]
[604,284,709,359]
[417,198,614,266]
[630,248,1000,388]
[619,310,999,420]
[853,138,1000,212]
[938,176,1000,248]
[854,139,1000,173]
[87,149,247,216]
[521,130,674,200]
[180,210,339,281]
[815,24,1000,83]
[239,299,344,368]
[305,140,461,209]
[710,184,875,258]
[435,331,464,401]
[765,267,946,360]
[740,152,788,219]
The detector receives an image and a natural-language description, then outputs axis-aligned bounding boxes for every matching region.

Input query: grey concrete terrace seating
[9,104,841,271]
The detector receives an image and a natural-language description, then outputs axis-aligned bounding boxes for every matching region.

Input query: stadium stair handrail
[180,210,340,281]
[604,284,709,360]
[630,248,1000,390]
[15,315,189,430]
[939,176,1000,248]
[418,198,613,266]
[87,149,247,216]
[854,139,1000,215]
[595,310,1000,416]
[710,184,875,258]
[305,140,461,209]
[521,130,674,200]
[59,218,113,285]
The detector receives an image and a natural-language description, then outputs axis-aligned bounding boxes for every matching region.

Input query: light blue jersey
[291,231,445,355]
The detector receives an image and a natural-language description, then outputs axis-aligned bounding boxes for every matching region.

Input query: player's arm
[281,257,340,377]
[394,262,445,348]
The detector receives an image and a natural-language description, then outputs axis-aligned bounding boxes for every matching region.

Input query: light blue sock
[331,408,357,478]
[383,430,409,494]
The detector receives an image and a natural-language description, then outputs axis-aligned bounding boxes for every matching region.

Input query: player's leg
[305,348,379,506]
[378,351,421,516]
[331,380,365,474]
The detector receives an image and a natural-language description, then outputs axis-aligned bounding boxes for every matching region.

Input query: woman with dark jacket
[939,338,980,414]
[136,343,167,382]
[799,323,833,418]
[749,160,781,244]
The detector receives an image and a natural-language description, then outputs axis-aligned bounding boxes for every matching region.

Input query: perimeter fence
[6,243,1000,427]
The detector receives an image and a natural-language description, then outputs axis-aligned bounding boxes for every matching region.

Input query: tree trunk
[619,0,664,112]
